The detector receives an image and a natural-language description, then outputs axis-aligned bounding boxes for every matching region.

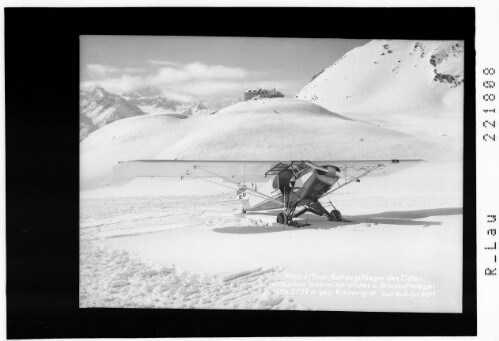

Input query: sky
[80,36,369,101]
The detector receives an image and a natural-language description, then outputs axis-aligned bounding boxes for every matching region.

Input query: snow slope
[80,98,447,190]
[296,40,464,147]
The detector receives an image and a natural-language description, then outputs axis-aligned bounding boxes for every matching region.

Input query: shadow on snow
[213,207,462,234]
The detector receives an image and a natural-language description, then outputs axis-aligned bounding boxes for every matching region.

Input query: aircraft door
[272,169,294,194]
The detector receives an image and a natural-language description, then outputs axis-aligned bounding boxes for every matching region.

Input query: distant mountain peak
[80,85,145,141]
[122,85,162,99]
[91,85,109,100]
[80,85,242,141]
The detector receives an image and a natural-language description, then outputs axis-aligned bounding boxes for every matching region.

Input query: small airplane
[113,159,422,227]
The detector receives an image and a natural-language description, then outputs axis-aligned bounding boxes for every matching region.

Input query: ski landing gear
[276,213,287,225]
[327,199,344,222]
[276,200,345,226]
[275,185,301,227]
[276,213,309,228]
[329,209,342,222]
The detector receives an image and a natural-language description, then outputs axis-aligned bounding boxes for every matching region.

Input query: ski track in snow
[80,194,303,309]
[80,239,299,309]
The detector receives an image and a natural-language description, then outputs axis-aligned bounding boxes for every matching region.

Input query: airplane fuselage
[290,169,340,207]
[247,166,340,213]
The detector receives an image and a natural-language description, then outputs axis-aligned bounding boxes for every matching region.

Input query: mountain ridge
[80,86,146,140]
[80,85,241,140]
[296,40,464,130]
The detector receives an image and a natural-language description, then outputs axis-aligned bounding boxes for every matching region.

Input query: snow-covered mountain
[80,86,146,140]
[124,95,184,116]
[80,40,464,190]
[80,98,452,190]
[296,40,464,141]
[80,86,241,141]
[122,87,241,116]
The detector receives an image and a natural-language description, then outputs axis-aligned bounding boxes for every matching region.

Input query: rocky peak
[91,85,108,101]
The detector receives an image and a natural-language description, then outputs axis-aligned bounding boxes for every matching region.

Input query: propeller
[304,162,360,183]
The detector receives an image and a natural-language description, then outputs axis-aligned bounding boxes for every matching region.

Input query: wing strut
[193,165,284,207]
[321,164,384,199]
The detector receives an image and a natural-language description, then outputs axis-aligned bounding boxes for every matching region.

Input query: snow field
[81,162,462,312]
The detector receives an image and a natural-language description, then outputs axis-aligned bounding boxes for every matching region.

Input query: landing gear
[276,213,288,225]
[329,209,342,221]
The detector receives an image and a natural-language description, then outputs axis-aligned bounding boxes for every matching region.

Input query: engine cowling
[318,165,340,177]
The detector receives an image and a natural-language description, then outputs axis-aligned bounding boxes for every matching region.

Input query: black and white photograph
[79,36,464,312]
[7,5,484,338]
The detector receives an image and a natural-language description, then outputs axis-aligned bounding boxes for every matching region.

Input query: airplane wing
[112,159,424,185]
[112,160,276,184]
[321,159,425,178]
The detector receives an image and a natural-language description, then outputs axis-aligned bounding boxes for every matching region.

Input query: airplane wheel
[330,209,342,221]
[277,213,287,225]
